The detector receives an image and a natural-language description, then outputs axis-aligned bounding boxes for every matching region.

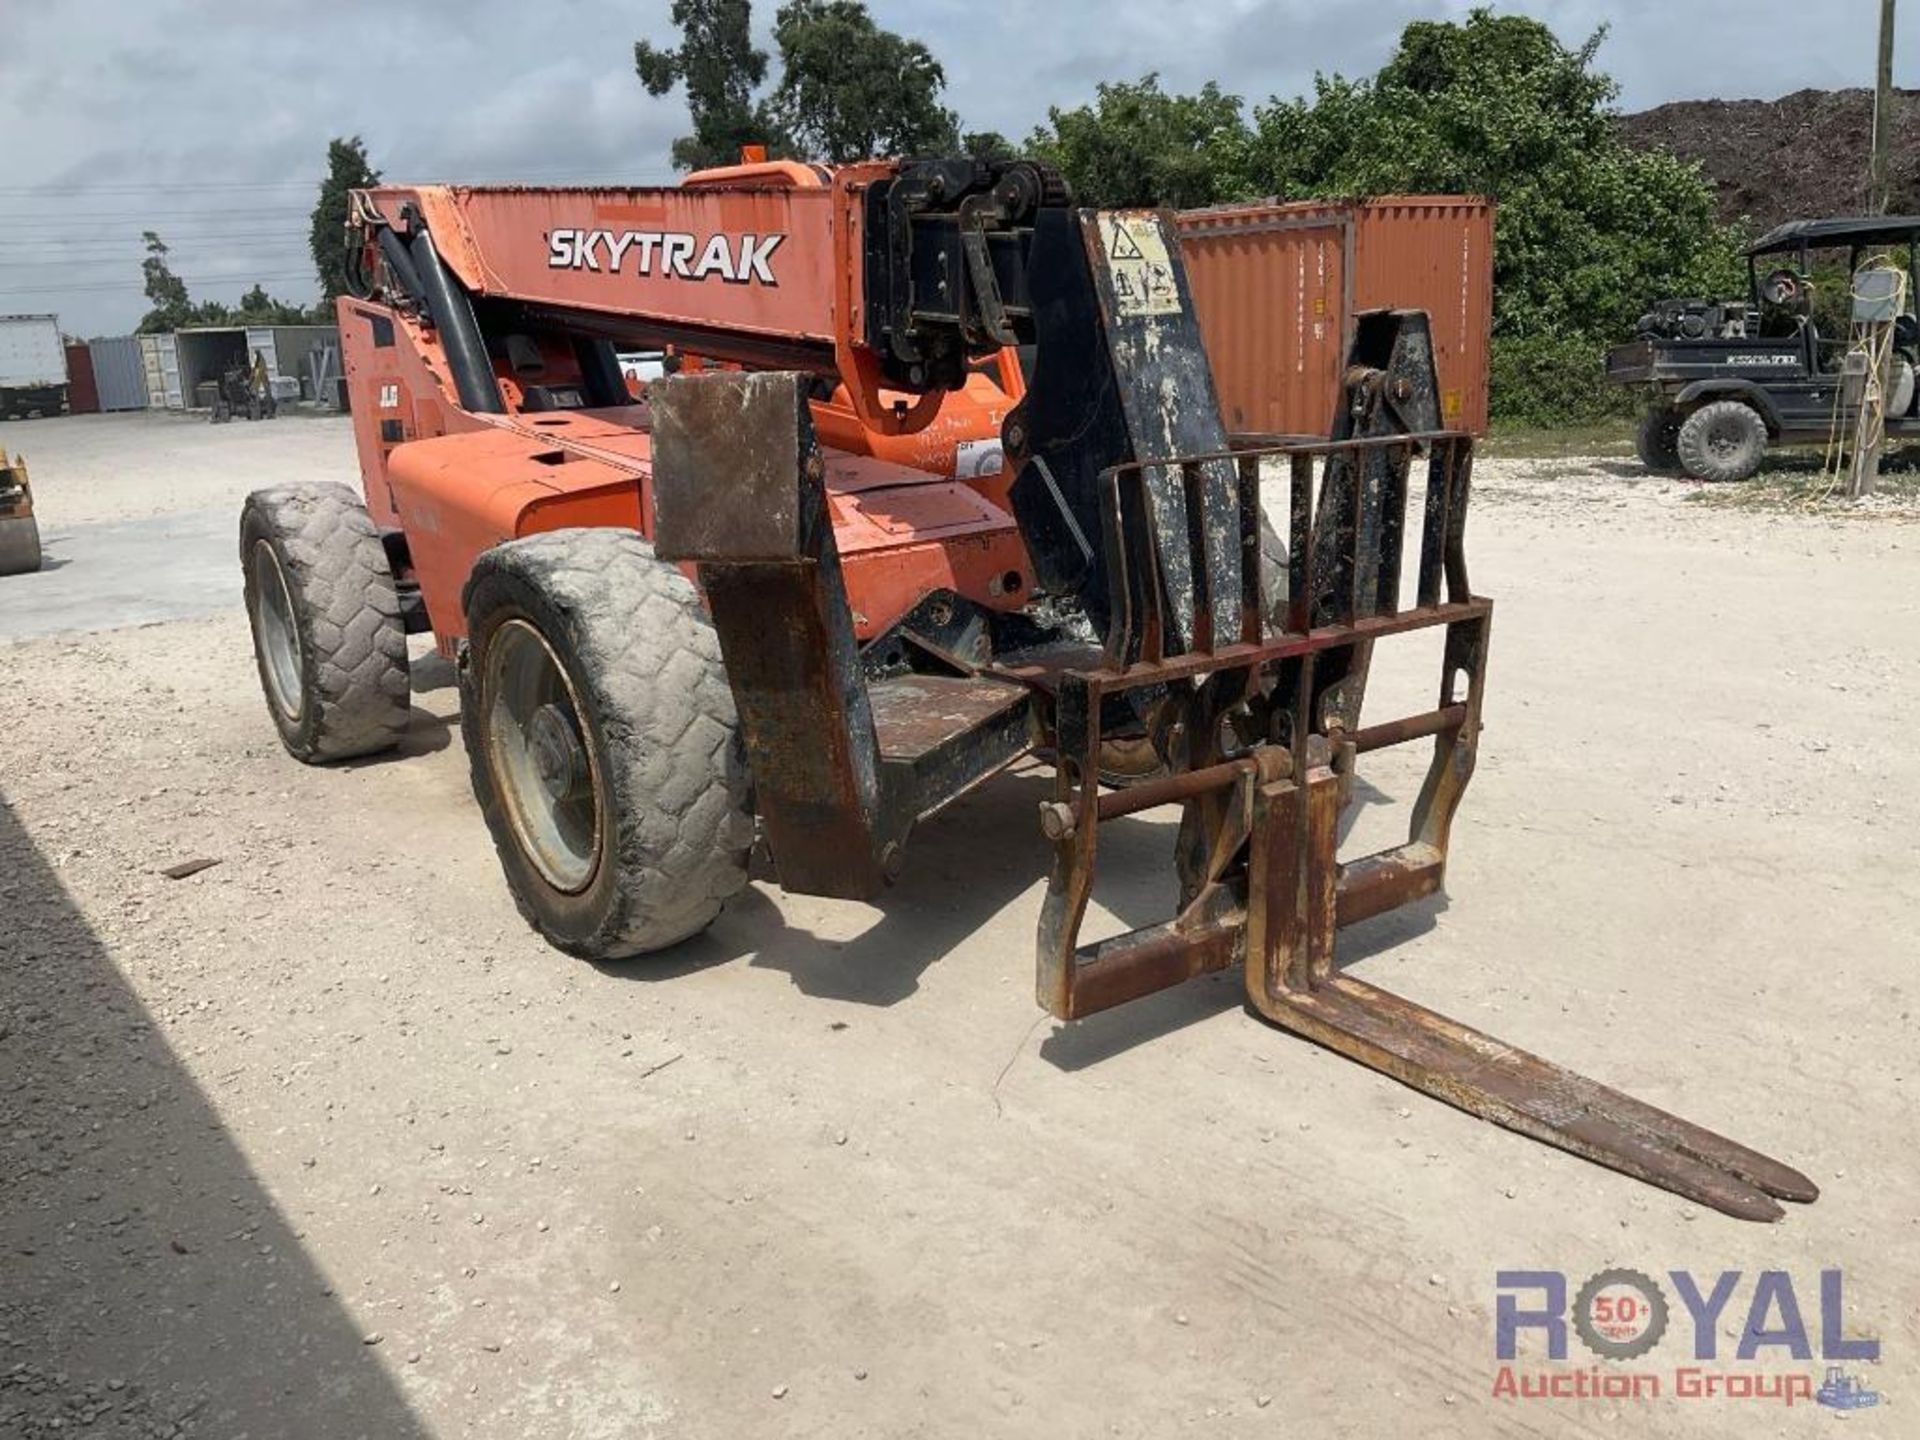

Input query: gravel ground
[1,411,1915,1438]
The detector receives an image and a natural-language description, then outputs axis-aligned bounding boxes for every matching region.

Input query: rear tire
[1635,407,1683,474]
[0,514,41,575]
[240,483,411,762]
[1676,400,1767,483]
[461,529,754,959]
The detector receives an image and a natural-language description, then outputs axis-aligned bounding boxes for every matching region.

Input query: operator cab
[1741,216,1920,387]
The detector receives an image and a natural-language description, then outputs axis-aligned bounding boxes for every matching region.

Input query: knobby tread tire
[461,528,754,959]
[1676,400,1767,483]
[240,482,410,762]
[1635,408,1683,474]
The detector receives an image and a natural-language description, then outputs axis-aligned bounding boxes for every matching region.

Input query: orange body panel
[369,182,840,349]
[811,367,1022,512]
[344,297,1030,654]
[358,163,933,435]
[343,163,1040,657]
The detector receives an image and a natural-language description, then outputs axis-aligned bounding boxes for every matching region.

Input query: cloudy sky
[1,0,1911,336]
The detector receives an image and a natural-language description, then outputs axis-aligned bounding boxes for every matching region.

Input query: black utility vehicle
[1608,216,1920,481]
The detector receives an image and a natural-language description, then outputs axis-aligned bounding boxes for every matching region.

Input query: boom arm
[345,159,1060,434]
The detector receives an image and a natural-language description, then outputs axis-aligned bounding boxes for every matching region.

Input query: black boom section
[1008,209,1240,657]
[856,164,1241,655]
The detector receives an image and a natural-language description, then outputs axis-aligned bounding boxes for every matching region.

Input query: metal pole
[1871,0,1897,214]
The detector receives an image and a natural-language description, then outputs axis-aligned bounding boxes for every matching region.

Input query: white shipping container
[245,326,280,379]
[0,314,67,389]
[138,332,183,408]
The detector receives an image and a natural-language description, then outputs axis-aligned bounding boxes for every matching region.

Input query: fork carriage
[1030,424,1486,1023]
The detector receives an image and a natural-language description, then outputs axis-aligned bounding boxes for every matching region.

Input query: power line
[0,232,319,247]
[0,273,318,296]
[0,249,310,259]
[0,179,323,196]
[0,173,682,210]
[0,177,686,223]
[0,208,317,223]
[0,251,314,268]
[0,248,312,263]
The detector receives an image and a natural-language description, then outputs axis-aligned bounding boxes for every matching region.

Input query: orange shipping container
[1176,196,1495,435]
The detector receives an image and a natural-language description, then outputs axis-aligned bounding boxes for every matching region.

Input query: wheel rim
[483,618,602,894]
[251,540,305,719]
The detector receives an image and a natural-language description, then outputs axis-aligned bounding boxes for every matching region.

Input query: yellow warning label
[1100,215,1181,317]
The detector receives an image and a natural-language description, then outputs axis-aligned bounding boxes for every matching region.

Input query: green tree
[1025,75,1248,209]
[236,282,314,326]
[961,129,1015,162]
[768,0,958,162]
[1242,10,1742,344]
[138,232,192,333]
[310,136,381,306]
[636,0,777,169]
[140,232,317,333]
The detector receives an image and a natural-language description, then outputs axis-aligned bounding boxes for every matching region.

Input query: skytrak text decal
[545,228,784,286]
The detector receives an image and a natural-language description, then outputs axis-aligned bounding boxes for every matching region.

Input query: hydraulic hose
[375,228,427,307]
[407,229,505,414]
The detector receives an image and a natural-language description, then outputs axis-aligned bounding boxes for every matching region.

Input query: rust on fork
[1028,313,1815,1221]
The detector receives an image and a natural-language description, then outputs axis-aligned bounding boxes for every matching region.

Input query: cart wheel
[1676,400,1767,483]
[1635,408,1684,474]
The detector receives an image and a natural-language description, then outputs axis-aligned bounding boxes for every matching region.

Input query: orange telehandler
[240,155,1815,1221]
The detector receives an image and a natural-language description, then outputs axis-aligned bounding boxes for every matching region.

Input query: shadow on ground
[593,757,1450,1071]
[595,767,1174,1009]
[0,792,432,1438]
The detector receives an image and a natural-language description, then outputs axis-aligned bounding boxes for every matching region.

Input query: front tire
[240,483,411,762]
[1676,400,1767,482]
[0,514,40,576]
[461,529,754,959]
[1635,407,1683,474]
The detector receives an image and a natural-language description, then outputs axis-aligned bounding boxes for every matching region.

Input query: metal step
[869,674,1035,822]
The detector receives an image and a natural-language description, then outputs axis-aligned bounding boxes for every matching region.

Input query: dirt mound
[1619,87,1920,232]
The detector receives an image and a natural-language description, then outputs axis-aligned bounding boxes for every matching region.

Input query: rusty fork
[1024,424,1817,1223]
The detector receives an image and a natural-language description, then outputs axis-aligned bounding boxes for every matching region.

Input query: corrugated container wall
[1176,196,1495,436]
[138,333,181,409]
[1352,199,1494,433]
[1176,205,1351,437]
[87,336,150,411]
[65,344,99,413]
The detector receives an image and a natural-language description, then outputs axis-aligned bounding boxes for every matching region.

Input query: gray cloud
[2,0,1910,335]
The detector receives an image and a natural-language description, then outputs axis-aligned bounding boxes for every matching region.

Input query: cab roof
[1748,216,1920,255]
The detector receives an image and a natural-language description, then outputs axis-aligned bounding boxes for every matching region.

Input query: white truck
[0,314,69,420]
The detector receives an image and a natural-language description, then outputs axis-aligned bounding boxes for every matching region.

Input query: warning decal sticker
[1099,215,1181,317]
